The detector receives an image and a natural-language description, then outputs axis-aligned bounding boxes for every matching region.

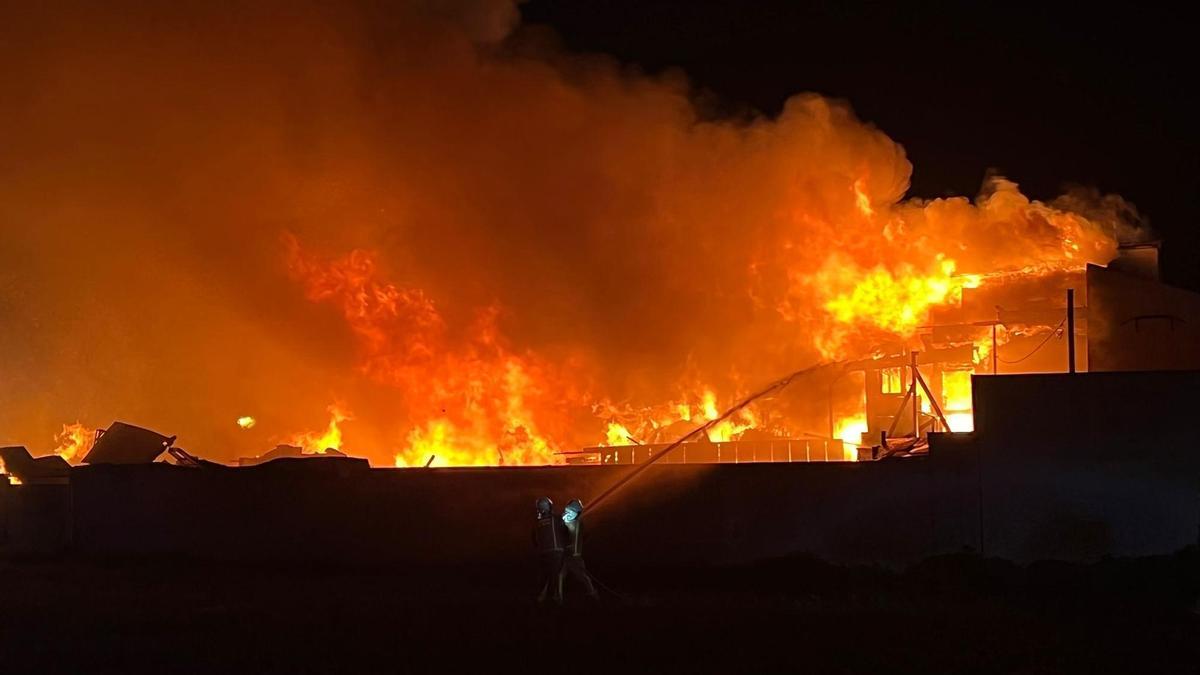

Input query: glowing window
[881,367,902,394]
[941,370,975,432]
[941,370,972,411]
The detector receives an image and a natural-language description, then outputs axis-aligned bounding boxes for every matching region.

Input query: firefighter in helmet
[532,496,567,603]
[557,498,599,602]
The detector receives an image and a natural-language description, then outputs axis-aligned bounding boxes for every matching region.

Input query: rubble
[81,422,176,465]
[0,446,70,484]
[237,444,347,467]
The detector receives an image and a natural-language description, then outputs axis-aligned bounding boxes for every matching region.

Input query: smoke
[0,1,1141,463]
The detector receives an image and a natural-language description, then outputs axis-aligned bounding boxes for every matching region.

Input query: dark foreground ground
[2,552,1199,674]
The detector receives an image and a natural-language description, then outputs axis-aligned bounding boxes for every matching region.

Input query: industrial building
[571,241,1200,465]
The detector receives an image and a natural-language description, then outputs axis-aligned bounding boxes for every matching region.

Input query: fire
[0,457,20,485]
[53,423,95,464]
[812,256,967,358]
[0,4,1144,468]
[286,234,577,468]
[604,422,633,447]
[236,416,257,429]
[286,405,350,454]
[697,389,753,442]
[941,370,975,432]
[701,390,757,442]
[777,177,1121,362]
[834,414,868,461]
[595,386,763,448]
[701,390,720,421]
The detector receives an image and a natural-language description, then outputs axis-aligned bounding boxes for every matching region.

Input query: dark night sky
[521,1,1199,290]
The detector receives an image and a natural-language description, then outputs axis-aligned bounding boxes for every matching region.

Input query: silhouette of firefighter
[532,496,566,603]
[558,498,598,602]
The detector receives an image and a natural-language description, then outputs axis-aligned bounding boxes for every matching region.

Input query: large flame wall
[0,1,1141,466]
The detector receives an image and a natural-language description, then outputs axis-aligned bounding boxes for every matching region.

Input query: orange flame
[0,7,1142,469]
[53,423,96,464]
[833,414,868,462]
[941,370,975,432]
[0,457,20,485]
[604,422,633,447]
[285,234,581,468]
[278,176,1121,467]
[286,405,350,454]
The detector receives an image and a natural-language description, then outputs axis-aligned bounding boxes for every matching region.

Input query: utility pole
[911,351,919,437]
[991,322,998,374]
[1066,288,1076,374]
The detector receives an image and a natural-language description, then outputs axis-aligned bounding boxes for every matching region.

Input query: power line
[997,319,1065,365]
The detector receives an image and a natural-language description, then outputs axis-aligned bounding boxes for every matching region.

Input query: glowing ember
[53,423,96,464]
[236,416,257,429]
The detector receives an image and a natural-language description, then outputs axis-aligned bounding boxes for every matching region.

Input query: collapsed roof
[82,422,175,465]
[0,446,70,483]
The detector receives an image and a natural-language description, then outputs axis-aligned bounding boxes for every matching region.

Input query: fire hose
[546,361,828,604]
[586,360,829,516]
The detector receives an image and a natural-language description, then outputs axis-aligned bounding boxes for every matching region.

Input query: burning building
[577,240,1199,466]
[0,1,1159,472]
[3,2,1199,569]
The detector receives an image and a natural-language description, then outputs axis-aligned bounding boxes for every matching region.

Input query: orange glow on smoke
[0,5,1140,469]
[275,174,1116,466]
[853,179,874,217]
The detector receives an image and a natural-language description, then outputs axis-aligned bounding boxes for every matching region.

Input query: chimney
[1107,241,1160,281]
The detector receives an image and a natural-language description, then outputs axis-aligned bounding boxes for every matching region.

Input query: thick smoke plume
[0,1,1139,465]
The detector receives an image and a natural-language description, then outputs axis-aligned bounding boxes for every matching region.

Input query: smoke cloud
[0,1,1139,464]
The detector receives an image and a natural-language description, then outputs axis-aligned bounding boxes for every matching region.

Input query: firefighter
[532,496,566,603]
[558,498,599,602]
